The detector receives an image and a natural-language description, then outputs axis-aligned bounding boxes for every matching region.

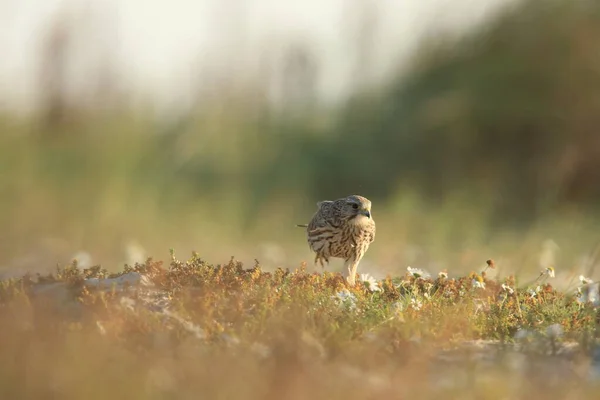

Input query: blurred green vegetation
[2,0,600,276]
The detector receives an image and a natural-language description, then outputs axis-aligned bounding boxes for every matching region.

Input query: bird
[297,195,375,286]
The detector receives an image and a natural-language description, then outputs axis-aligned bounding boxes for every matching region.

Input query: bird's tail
[296,224,308,228]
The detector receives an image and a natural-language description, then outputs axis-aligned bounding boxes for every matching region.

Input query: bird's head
[339,195,373,221]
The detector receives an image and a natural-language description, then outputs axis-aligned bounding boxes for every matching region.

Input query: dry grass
[1,253,599,399]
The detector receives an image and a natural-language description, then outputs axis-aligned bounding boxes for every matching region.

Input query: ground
[1,252,599,399]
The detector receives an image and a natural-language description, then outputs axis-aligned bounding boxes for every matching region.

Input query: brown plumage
[297,195,376,286]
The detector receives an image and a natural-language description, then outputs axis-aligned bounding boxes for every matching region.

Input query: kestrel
[297,195,376,286]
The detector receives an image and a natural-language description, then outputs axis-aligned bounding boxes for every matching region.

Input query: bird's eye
[351,203,359,209]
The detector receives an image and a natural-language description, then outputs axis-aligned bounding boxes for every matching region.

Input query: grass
[3,2,600,395]
[1,252,600,399]
[4,119,600,282]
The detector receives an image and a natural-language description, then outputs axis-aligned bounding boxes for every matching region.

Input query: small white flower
[392,301,404,312]
[438,270,448,279]
[545,267,555,278]
[501,283,514,295]
[527,286,541,298]
[579,275,593,285]
[407,266,430,279]
[577,283,600,307]
[472,279,486,289]
[473,299,487,313]
[334,290,357,309]
[360,273,382,292]
[335,289,356,302]
[410,298,422,311]
[587,285,600,307]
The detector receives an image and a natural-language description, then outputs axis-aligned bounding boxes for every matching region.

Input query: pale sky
[0,0,517,115]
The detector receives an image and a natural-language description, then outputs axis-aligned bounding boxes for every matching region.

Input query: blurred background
[2,0,600,283]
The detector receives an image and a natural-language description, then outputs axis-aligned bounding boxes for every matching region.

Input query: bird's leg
[315,253,326,269]
[321,255,329,270]
[343,257,359,287]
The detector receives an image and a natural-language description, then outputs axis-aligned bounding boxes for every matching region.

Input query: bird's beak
[361,209,371,218]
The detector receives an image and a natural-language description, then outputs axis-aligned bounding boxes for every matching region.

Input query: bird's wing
[297,201,332,229]
[307,206,336,233]
[307,225,334,236]
[316,200,333,209]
